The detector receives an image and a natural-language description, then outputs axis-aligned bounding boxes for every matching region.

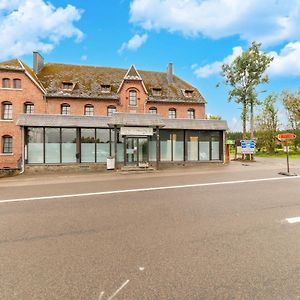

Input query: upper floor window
[62,82,73,91]
[2,135,12,153]
[168,108,176,119]
[24,102,34,114]
[187,108,195,119]
[61,103,70,115]
[13,79,21,89]
[101,85,111,93]
[2,78,10,88]
[152,88,161,96]
[149,107,157,114]
[84,104,94,116]
[107,105,116,117]
[129,90,137,106]
[184,90,194,97]
[2,101,12,120]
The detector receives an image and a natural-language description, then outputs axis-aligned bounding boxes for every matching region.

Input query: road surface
[0,158,300,299]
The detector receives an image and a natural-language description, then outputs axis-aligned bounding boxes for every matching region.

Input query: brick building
[0,52,227,171]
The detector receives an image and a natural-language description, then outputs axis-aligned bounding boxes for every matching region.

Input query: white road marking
[286,217,300,224]
[98,291,105,300]
[0,176,299,205]
[107,279,130,300]
[139,267,145,271]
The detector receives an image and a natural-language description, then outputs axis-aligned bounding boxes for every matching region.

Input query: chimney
[166,63,173,84]
[33,52,44,73]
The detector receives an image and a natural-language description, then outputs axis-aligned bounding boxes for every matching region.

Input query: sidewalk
[0,157,299,188]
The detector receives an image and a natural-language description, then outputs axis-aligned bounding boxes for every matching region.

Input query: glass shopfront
[25,127,223,165]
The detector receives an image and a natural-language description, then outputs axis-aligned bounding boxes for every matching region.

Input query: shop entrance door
[125,137,149,166]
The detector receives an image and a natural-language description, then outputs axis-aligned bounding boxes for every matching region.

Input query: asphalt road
[1,158,300,299]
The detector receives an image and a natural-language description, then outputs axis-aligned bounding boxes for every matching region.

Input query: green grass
[255,150,300,159]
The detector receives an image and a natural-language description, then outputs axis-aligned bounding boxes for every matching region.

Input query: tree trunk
[242,101,247,139]
[250,102,254,140]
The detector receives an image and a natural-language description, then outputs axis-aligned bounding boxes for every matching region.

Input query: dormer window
[184,90,194,97]
[62,82,73,91]
[152,88,161,96]
[101,85,111,93]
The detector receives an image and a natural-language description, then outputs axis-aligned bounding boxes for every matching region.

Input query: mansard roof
[36,63,206,104]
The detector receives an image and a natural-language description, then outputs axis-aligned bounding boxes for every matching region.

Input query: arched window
[24,102,34,114]
[2,101,12,120]
[84,104,94,116]
[149,107,157,114]
[187,108,195,119]
[107,105,116,116]
[168,108,176,119]
[2,135,12,153]
[13,78,21,89]
[61,103,70,115]
[129,90,137,106]
[2,78,10,88]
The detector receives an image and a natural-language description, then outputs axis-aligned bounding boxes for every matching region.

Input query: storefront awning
[107,113,165,128]
[17,113,228,131]
[163,119,228,130]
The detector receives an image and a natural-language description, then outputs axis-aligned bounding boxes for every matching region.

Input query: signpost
[277,133,297,176]
[240,140,256,160]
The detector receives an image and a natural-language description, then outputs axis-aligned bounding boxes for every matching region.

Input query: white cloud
[130,0,300,46]
[195,42,300,78]
[0,0,83,60]
[194,46,243,78]
[268,42,300,77]
[118,33,148,53]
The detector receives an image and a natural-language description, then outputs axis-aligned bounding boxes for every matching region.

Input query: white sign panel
[120,127,153,136]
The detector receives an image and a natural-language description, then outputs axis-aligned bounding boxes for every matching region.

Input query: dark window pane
[2,102,12,119]
[13,79,21,89]
[3,136,12,153]
[129,90,137,106]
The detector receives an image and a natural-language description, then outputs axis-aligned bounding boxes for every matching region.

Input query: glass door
[125,137,149,166]
[126,137,138,165]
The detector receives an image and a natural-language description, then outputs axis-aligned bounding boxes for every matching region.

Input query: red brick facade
[0,63,206,169]
[0,70,44,168]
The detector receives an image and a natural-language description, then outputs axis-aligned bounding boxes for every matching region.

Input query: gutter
[19,127,25,174]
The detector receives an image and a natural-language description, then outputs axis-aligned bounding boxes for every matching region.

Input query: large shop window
[45,128,60,163]
[160,130,184,161]
[27,127,115,164]
[81,129,96,163]
[186,131,221,161]
[27,128,44,163]
[96,129,111,162]
[61,129,77,163]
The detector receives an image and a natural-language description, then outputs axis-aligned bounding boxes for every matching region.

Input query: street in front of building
[1,158,300,299]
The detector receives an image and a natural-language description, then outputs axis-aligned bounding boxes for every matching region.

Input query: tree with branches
[221,42,273,139]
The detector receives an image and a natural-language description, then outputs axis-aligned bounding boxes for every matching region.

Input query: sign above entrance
[120,127,153,136]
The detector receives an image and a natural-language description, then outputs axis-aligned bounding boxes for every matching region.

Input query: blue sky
[1,0,300,131]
